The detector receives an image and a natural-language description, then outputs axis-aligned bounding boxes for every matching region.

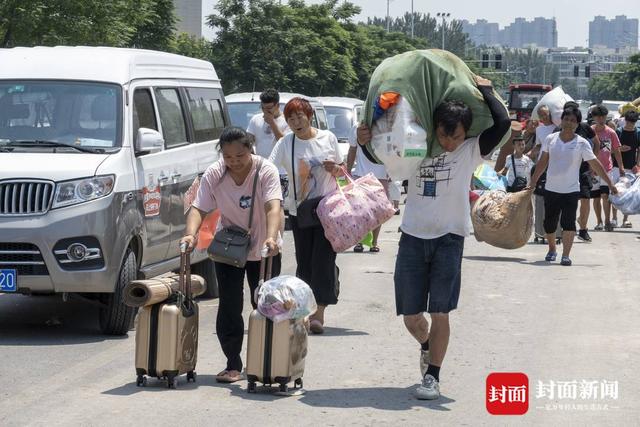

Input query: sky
[202,0,640,49]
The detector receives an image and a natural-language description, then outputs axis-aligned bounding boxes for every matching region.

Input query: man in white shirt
[530,104,617,266]
[358,76,511,401]
[247,89,290,199]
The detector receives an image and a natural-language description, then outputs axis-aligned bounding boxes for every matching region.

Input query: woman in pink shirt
[591,105,624,232]
[181,127,283,383]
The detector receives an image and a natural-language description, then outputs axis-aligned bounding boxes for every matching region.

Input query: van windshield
[0,81,122,149]
[227,100,321,131]
[324,106,353,139]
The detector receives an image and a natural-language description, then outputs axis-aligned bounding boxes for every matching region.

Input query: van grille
[0,180,54,216]
[0,242,49,275]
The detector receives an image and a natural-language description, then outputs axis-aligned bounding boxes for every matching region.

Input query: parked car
[317,97,363,163]
[225,91,329,134]
[0,47,226,335]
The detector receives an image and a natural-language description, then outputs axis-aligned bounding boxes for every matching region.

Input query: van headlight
[52,175,115,208]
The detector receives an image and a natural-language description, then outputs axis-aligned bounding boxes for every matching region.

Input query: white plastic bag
[609,174,640,215]
[257,275,317,323]
[530,86,574,126]
[370,97,428,181]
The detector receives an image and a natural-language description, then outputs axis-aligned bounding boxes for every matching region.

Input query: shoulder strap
[291,134,297,201]
[511,154,517,176]
[247,157,263,233]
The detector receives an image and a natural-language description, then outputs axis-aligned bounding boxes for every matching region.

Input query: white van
[0,47,227,334]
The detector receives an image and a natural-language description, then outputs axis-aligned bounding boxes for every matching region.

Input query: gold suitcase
[246,257,307,393]
[134,247,199,388]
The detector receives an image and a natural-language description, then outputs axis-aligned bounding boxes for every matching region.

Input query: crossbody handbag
[291,134,324,229]
[207,158,263,268]
[507,155,528,193]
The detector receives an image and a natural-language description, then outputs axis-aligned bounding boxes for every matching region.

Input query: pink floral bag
[317,169,396,252]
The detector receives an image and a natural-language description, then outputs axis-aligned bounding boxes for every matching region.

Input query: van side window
[154,88,188,148]
[133,89,157,145]
[315,108,328,130]
[185,88,226,142]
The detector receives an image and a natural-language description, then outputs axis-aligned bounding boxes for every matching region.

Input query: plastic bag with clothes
[609,174,640,215]
[473,164,508,191]
[257,275,317,323]
[530,86,574,127]
[370,95,428,181]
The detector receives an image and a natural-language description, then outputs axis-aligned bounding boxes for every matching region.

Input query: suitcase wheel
[187,371,197,383]
[294,378,303,389]
[247,381,257,393]
[167,376,178,389]
[278,383,288,393]
[136,375,147,387]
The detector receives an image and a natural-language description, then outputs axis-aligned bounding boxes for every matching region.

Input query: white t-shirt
[401,137,483,239]
[505,154,533,186]
[247,113,289,159]
[542,133,597,194]
[535,123,557,161]
[348,125,388,179]
[269,129,341,216]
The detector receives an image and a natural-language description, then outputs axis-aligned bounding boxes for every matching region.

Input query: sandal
[353,243,364,253]
[309,319,324,335]
[369,245,380,253]
[216,369,243,383]
[622,221,633,228]
[545,252,557,262]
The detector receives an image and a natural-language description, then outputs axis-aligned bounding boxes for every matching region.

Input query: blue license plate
[0,269,17,292]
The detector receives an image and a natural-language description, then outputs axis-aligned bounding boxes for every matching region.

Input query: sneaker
[416,374,440,400]
[594,223,604,231]
[560,256,572,266]
[577,230,592,242]
[611,219,618,228]
[545,252,557,262]
[420,350,430,377]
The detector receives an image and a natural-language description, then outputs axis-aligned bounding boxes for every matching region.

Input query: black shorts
[543,190,580,233]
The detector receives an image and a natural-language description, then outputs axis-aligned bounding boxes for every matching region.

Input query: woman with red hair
[269,97,344,334]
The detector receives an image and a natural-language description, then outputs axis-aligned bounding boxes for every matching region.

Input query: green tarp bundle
[363,49,511,160]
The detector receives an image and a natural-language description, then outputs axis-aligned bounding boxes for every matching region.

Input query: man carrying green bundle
[357,76,510,400]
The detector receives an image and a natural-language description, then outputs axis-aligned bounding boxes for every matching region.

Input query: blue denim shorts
[394,232,464,315]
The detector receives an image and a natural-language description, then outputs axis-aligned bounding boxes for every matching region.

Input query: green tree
[0,0,175,50]
[130,0,177,50]
[171,33,212,60]
[588,54,640,102]
[367,12,469,57]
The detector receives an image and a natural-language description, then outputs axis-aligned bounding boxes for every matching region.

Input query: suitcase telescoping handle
[255,246,273,305]
[179,242,192,302]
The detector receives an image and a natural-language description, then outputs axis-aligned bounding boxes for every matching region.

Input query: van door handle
[158,174,169,184]
[171,172,182,180]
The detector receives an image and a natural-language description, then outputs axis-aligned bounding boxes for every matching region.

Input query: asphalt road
[1,212,640,426]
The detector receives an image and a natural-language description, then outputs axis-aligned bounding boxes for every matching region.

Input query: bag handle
[291,134,298,202]
[246,157,263,234]
[255,247,273,305]
[179,243,192,302]
[511,153,518,181]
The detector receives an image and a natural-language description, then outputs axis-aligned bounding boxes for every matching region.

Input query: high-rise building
[461,19,500,46]
[174,0,203,38]
[462,17,557,49]
[500,17,557,49]
[589,15,638,49]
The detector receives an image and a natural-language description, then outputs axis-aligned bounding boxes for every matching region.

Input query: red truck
[508,83,552,122]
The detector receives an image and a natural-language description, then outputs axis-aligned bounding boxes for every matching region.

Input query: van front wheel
[99,249,138,335]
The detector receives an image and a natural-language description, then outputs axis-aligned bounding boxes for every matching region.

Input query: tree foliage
[0,0,175,49]
[367,12,469,58]
[588,54,640,102]
[207,0,425,98]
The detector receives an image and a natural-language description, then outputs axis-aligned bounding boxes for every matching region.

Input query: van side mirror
[136,128,164,155]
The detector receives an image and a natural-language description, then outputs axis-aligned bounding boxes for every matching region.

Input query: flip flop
[216,370,243,383]
[353,243,364,253]
[622,222,633,228]
[369,246,380,253]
